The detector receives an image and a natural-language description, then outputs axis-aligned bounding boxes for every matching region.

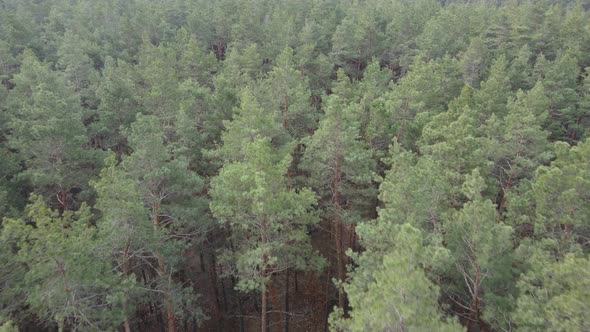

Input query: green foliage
[1,195,131,330]
[333,223,461,332]
[92,114,208,326]
[255,47,317,138]
[513,246,590,331]
[210,138,323,291]
[529,139,590,249]
[382,147,451,228]
[6,50,103,210]
[539,52,581,142]
[0,321,18,332]
[442,170,516,330]
[301,94,375,223]
[373,56,463,150]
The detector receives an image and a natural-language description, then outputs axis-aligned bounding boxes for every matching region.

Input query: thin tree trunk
[153,200,175,332]
[199,251,206,273]
[282,96,290,130]
[466,239,482,332]
[350,224,357,254]
[208,253,222,325]
[56,190,68,215]
[231,275,245,332]
[323,266,331,332]
[261,281,268,332]
[335,219,344,309]
[124,319,132,332]
[284,270,289,332]
[122,241,132,332]
[497,172,514,217]
[220,266,228,313]
[269,276,283,332]
[333,149,344,310]
[261,226,270,332]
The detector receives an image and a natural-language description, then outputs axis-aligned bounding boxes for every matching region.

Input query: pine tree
[0,195,131,331]
[373,56,463,151]
[94,114,207,332]
[378,143,452,232]
[508,45,534,91]
[442,170,515,331]
[91,56,139,153]
[485,82,552,216]
[331,224,462,332]
[460,37,491,88]
[512,246,590,331]
[331,6,385,79]
[301,94,375,309]
[212,89,292,163]
[173,27,219,87]
[6,50,103,212]
[537,52,580,142]
[255,47,316,139]
[529,139,590,250]
[472,55,512,120]
[382,0,439,72]
[210,137,323,332]
[56,30,99,108]
[573,67,590,142]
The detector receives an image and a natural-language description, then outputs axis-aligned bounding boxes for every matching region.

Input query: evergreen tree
[210,138,322,332]
[378,143,453,232]
[442,170,515,331]
[255,47,316,139]
[331,224,462,332]
[94,114,207,332]
[373,56,463,151]
[485,82,552,215]
[537,52,580,142]
[213,89,292,163]
[301,94,375,309]
[6,50,103,212]
[331,6,385,79]
[513,246,590,331]
[529,139,590,251]
[91,56,139,153]
[574,67,590,142]
[0,195,131,331]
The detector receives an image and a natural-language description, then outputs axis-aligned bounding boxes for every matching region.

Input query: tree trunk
[335,219,344,309]
[261,225,270,332]
[231,275,245,332]
[124,319,131,332]
[284,270,289,332]
[333,149,345,310]
[261,281,268,332]
[466,239,483,332]
[122,241,132,332]
[220,266,228,313]
[497,171,514,217]
[208,253,222,325]
[153,200,175,332]
[282,95,290,130]
[56,190,68,215]
[323,255,332,332]
[269,276,283,332]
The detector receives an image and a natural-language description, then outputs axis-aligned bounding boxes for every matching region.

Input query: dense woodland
[0,0,589,331]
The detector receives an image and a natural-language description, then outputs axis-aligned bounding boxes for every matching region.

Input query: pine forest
[0,0,589,331]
